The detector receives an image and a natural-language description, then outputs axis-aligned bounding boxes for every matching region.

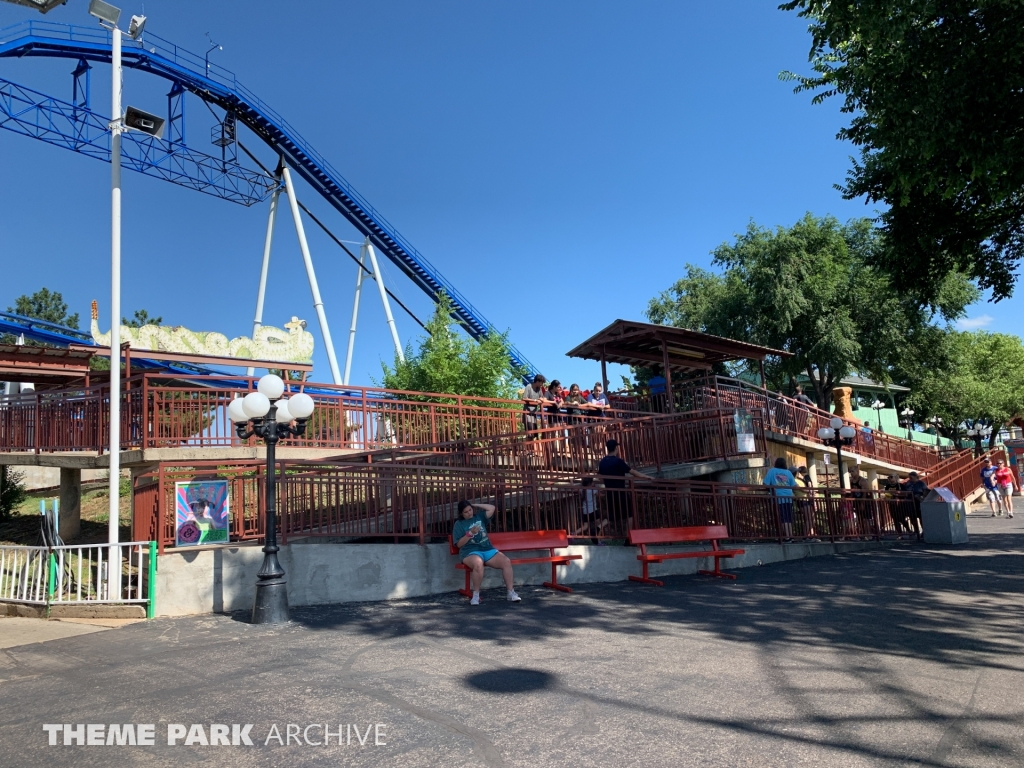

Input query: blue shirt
[763,467,796,498]
[981,466,998,490]
[648,376,666,395]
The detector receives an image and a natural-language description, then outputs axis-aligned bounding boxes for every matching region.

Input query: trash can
[920,487,969,545]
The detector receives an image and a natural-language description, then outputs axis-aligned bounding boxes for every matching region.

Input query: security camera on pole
[228,375,316,624]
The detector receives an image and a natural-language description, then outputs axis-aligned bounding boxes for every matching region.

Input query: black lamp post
[228,374,316,624]
[870,399,886,434]
[900,407,915,442]
[817,416,857,489]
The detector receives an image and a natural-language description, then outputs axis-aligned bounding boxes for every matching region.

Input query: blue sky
[1,0,1020,390]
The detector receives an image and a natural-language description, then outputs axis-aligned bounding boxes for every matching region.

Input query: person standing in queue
[598,439,648,535]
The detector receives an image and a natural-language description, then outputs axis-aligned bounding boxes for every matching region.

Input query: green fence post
[146,541,157,619]
[47,552,56,602]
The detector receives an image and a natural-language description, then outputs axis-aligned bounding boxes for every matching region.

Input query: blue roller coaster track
[0,20,538,378]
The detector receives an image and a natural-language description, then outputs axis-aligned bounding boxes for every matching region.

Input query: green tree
[781,1,1024,301]
[2,287,80,346]
[646,214,976,407]
[123,309,162,328]
[0,466,27,522]
[896,330,1024,447]
[378,292,526,401]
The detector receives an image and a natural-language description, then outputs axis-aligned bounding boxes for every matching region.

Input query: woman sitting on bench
[452,500,522,605]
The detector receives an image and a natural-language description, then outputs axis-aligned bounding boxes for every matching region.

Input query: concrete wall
[155,538,892,617]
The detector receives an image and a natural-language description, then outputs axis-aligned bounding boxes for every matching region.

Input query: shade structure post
[661,338,675,413]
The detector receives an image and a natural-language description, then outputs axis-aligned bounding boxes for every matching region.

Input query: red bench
[449,530,583,596]
[628,525,745,586]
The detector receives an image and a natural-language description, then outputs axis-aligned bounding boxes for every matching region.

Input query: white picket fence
[0,542,155,615]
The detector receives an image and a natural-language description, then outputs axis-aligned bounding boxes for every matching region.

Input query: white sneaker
[470,594,480,605]
[1010,512,1015,519]
[506,590,521,602]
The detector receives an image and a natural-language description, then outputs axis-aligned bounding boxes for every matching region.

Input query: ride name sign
[174,480,230,547]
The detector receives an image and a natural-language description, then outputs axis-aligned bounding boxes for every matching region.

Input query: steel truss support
[248,160,284,377]
[167,81,185,145]
[365,238,404,361]
[281,164,342,385]
[342,237,404,384]
[342,248,366,385]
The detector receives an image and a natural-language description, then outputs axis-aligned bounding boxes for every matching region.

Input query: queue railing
[345,408,766,477]
[0,373,639,454]
[644,375,942,472]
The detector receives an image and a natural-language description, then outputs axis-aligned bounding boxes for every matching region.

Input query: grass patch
[0,486,131,546]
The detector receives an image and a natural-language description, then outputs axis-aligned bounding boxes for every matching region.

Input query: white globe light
[227,397,249,424]
[817,427,835,441]
[274,399,293,423]
[839,426,857,439]
[257,374,285,400]
[829,416,844,429]
[242,391,271,419]
[288,392,315,419]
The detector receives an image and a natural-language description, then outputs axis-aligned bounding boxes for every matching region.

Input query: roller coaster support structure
[282,164,342,385]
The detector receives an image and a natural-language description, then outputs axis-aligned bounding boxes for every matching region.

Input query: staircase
[925,448,1007,503]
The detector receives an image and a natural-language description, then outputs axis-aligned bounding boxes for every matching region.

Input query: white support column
[248,178,282,377]
[281,165,343,385]
[365,238,404,361]
[342,248,367,385]
[108,26,122,551]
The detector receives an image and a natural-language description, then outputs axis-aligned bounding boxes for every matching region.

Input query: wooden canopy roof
[566,319,792,372]
[0,343,94,386]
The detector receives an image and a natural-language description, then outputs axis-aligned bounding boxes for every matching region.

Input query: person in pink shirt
[994,460,1019,518]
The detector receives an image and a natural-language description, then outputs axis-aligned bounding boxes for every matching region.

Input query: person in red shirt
[994,460,1019,518]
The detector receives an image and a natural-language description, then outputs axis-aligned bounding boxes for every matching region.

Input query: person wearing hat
[598,439,648,534]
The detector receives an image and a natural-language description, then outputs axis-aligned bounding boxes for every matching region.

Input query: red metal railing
[274,465,917,546]
[648,376,942,472]
[925,448,1007,502]
[133,457,916,551]
[0,373,640,454]
[350,408,766,476]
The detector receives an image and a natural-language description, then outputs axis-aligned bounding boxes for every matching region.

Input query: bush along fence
[0,541,156,617]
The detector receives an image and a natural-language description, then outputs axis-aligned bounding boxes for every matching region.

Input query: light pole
[900,407,915,442]
[228,374,316,624]
[817,416,857,489]
[870,399,886,434]
[965,425,992,457]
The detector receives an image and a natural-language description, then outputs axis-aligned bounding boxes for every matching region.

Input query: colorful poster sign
[734,408,756,453]
[175,480,230,547]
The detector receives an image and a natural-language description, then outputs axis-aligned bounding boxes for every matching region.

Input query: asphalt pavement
[1,514,1022,767]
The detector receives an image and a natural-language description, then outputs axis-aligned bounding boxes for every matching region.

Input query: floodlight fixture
[87,0,120,26]
[127,13,145,39]
[0,0,67,13]
[123,106,165,138]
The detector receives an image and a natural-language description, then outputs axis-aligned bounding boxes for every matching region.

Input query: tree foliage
[0,466,27,522]
[7,287,79,328]
[378,292,526,401]
[646,214,976,407]
[781,1,1024,301]
[2,287,80,346]
[123,309,162,328]
[895,330,1024,445]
